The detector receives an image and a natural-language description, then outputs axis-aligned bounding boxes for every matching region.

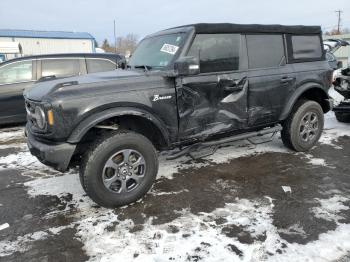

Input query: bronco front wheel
[80,131,158,208]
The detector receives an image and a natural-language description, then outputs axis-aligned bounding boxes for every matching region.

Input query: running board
[166,125,282,160]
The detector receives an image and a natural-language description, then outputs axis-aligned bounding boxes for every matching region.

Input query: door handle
[280,76,295,83]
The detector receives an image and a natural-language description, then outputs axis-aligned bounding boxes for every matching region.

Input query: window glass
[41,59,80,78]
[291,35,322,60]
[129,33,185,69]
[187,34,240,73]
[0,60,32,85]
[86,59,116,73]
[247,34,285,69]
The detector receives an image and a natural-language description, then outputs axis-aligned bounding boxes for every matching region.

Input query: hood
[24,69,143,102]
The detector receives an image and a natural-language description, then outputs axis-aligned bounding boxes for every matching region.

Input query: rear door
[246,34,296,126]
[177,33,248,140]
[0,59,36,123]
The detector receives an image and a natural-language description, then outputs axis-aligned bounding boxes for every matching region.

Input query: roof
[0,29,94,40]
[168,23,322,35]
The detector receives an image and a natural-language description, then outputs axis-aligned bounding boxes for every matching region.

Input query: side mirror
[174,56,200,76]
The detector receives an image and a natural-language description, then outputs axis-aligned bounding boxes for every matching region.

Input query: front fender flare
[279,83,329,121]
[67,107,170,145]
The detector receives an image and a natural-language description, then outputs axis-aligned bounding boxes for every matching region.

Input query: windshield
[128,33,185,69]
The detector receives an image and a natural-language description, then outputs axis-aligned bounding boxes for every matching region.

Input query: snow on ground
[0,112,349,261]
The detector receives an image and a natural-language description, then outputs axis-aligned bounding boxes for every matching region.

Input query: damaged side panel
[176,72,248,140]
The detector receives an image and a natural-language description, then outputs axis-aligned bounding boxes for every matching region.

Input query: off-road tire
[281,100,324,152]
[335,112,350,123]
[79,130,158,208]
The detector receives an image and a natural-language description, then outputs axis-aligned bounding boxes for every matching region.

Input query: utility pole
[335,10,342,34]
[114,19,117,53]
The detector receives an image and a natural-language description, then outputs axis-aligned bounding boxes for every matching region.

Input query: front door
[176,33,248,140]
[0,60,36,124]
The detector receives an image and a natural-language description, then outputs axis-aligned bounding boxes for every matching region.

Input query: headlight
[35,106,46,129]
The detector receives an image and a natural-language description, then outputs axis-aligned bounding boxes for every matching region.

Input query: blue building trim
[0,29,95,40]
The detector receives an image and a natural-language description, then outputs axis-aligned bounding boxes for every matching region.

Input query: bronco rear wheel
[281,100,324,152]
[80,130,158,208]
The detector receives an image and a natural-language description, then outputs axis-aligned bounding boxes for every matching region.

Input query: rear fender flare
[279,82,329,121]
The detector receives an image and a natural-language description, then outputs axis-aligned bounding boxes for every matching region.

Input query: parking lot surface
[0,112,349,262]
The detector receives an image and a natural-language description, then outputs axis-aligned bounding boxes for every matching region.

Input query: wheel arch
[279,83,331,121]
[67,107,171,148]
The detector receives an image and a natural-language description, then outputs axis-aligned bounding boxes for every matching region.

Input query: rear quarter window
[290,35,323,61]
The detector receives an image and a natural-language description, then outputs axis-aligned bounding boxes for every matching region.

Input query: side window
[291,35,323,60]
[247,34,285,69]
[41,59,80,78]
[0,60,33,85]
[86,59,116,73]
[187,34,240,73]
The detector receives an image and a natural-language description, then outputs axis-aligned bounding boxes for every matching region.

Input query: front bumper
[26,127,76,172]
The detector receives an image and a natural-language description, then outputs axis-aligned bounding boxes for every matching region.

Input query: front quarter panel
[49,74,178,143]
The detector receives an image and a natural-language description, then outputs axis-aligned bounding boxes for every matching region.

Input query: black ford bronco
[25,23,333,207]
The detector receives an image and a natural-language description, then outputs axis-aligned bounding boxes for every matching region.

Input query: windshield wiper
[134,65,153,71]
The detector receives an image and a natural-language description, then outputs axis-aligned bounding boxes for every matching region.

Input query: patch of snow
[0,128,24,142]
[303,154,330,167]
[312,195,349,222]
[0,230,48,257]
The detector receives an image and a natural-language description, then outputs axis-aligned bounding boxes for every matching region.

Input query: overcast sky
[1,0,349,43]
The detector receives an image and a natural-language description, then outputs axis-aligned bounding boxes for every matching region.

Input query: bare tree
[100,35,139,56]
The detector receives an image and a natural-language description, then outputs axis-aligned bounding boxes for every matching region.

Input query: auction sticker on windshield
[160,44,179,55]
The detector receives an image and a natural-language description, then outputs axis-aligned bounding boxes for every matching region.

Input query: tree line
[99,34,138,57]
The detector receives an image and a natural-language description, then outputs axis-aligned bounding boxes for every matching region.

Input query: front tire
[80,131,158,208]
[281,100,324,152]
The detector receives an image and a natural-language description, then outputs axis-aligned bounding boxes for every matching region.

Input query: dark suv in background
[0,53,125,125]
[25,23,333,208]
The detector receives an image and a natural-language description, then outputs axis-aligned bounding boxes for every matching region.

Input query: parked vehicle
[0,53,126,125]
[25,23,333,207]
[323,38,350,122]
[333,67,350,122]
[323,39,349,69]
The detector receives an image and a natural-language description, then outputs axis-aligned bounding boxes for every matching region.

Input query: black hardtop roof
[165,23,322,35]
[0,53,123,66]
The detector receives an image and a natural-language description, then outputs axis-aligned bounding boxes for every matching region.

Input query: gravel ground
[0,112,349,262]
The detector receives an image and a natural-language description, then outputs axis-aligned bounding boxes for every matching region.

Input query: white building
[0,29,96,60]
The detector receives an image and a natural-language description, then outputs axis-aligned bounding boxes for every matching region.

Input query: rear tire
[80,130,158,208]
[281,100,324,152]
[335,112,350,123]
